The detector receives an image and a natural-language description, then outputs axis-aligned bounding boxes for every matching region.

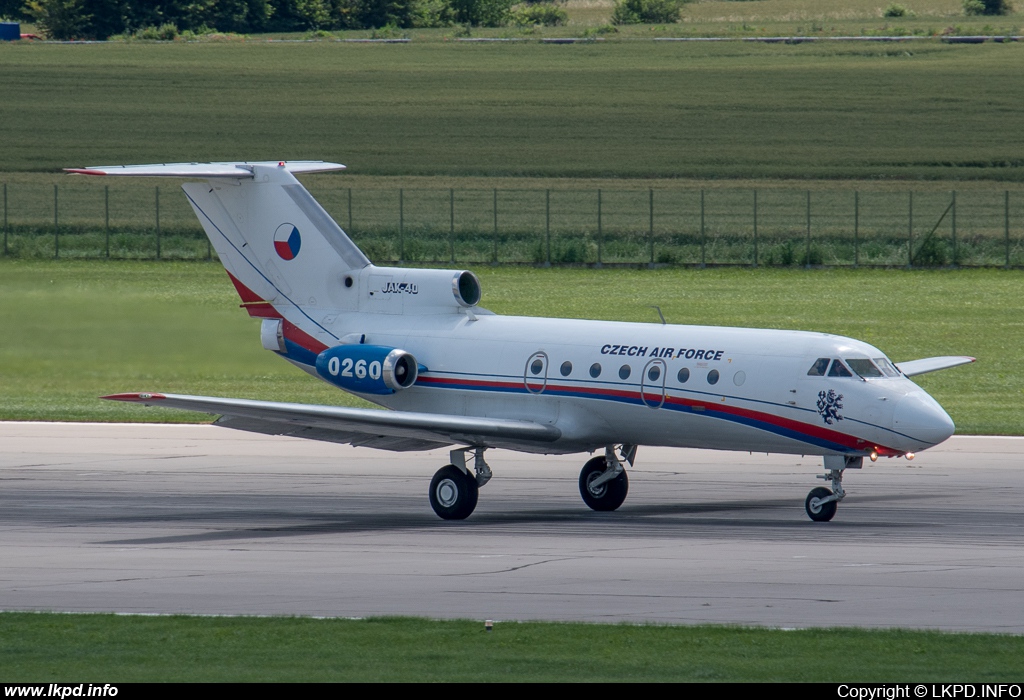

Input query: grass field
[1,40,1023,181]
[2,613,1023,681]
[0,260,1018,433]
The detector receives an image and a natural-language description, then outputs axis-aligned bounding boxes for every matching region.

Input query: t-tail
[67,161,483,375]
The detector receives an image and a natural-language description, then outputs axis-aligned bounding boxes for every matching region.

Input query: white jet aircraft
[69,161,974,522]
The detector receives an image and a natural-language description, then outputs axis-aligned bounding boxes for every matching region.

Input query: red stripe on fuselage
[283,319,329,354]
[417,375,898,454]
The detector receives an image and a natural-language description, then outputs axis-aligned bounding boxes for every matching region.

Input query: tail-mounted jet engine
[315,345,419,395]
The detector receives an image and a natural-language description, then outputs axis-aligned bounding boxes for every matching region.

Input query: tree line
[0,0,547,39]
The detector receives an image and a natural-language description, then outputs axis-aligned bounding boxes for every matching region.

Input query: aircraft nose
[892,393,955,447]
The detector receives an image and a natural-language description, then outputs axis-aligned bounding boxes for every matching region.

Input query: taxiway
[2,422,1022,631]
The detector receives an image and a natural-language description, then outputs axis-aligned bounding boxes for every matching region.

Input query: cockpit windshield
[827,360,852,377]
[846,359,883,378]
[808,357,902,379]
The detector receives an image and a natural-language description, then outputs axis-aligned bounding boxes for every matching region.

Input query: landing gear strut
[579,445,635,512]
[805,455,861,522]
[428,447,491,520]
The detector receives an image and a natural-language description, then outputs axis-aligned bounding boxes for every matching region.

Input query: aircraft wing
[895,356,975,377]
[102,393,561,452]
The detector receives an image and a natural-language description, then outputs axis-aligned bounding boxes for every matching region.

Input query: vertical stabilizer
[68,161,367,357]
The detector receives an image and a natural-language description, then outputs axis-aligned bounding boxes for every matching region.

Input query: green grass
[0,260,1019,433]
[1,40,1023,180]
[1,613,1023,681]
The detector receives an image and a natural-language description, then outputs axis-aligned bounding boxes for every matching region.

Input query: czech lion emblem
[816,389,844,425]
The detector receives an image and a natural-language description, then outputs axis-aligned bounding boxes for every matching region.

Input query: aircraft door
[641,358,667,408]
[524,352,548,394]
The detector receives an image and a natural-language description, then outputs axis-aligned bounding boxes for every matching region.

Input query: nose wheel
[805,455,860,522]
[805,486,838,522]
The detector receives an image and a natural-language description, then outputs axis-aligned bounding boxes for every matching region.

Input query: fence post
[907,191,914,268]
[951,190,957,266]
[492,188,498,264]
[700,189,706,267]
[3,183,7,256]
[399,188,404,262]
[104,185,110,258]
[854,191,859,268]
[1003,190,1011,270]
[596,189,602,267]
[449,188,455,263]
[54,185,59,259]
[155,186,161,260]
[545,189,551,267]
[805,190,811,268]
[648,189,654,266]
[752,189,758,267]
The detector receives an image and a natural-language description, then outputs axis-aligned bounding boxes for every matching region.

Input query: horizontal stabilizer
[65,161,345,178]
[102,393,561,451]
[896,356,975,377]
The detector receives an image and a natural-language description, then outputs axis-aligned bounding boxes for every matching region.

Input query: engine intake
[315,345,419,395]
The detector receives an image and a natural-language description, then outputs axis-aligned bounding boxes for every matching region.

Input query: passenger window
[531,359,544,375]
[807,357,830,376]
[677,367,690,383]
[619,365,631,380]
[846,359,883,378]
[647,365,661,382]
[590,363,602,378]
[560,361,572,377]
[828,360,852,377]
[707,369,720,385]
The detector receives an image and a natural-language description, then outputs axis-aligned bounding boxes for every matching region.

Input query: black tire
[429,464,479,520]
[805,486,837,522]
[579,456,628,512]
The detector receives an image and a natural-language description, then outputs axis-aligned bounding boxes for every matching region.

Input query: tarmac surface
[2,422,1023,632]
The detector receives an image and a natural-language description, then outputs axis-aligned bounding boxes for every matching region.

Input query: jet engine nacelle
[359,267,482,314]
[315,345,419,395]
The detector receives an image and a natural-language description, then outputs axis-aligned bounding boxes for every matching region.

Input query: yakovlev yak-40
[70,161,974,522]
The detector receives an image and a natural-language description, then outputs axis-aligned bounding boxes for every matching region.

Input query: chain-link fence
[3,183,1022,267]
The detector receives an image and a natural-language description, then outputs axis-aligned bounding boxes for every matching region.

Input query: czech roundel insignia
[273,223,301,260]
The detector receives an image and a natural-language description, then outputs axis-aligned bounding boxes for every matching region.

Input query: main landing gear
[429,448,492,520]
[805,455,862,522]
[579,445,636,512]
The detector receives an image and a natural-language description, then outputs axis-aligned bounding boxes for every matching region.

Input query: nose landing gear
[805,455,861,522]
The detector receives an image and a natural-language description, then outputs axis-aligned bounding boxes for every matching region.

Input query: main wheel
[429,464,479,520]
[579,456,628,512]
[805,486,837,522]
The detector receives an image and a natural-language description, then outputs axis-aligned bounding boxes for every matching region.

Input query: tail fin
[68,161,367,356]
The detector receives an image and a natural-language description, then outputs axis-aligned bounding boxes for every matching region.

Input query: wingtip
[101,392,166,402]
[65,168,107,176]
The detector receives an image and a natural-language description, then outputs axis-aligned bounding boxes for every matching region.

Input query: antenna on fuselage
[649,306,667,325]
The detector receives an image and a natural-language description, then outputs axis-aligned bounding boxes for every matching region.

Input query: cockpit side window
[846,359,883,378]
[874,358,901,378]
[827,359,853,377]
[807,357,830,376]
